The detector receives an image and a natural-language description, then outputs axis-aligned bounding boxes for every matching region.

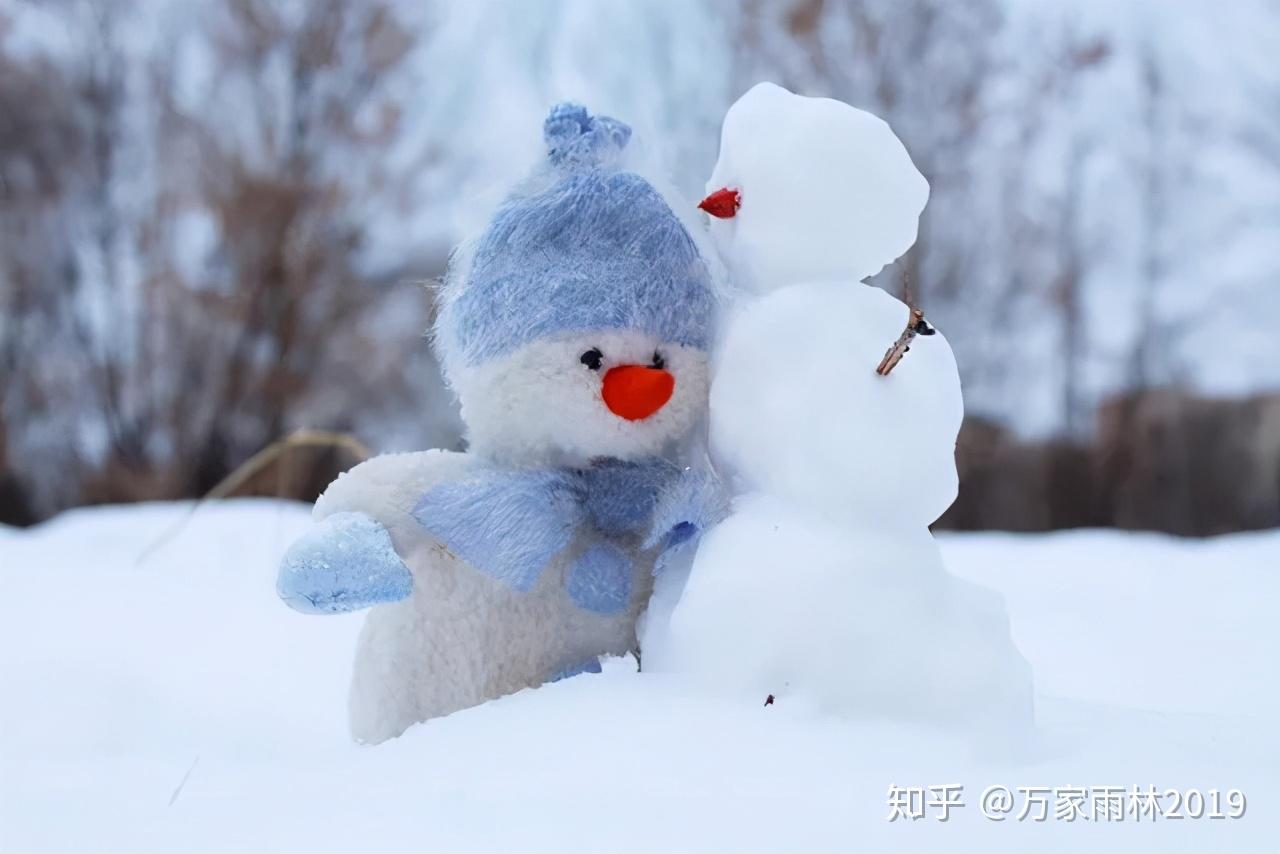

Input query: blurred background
[1,0,1277,535]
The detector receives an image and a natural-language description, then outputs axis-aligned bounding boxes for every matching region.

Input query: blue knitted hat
[440,103,716,368]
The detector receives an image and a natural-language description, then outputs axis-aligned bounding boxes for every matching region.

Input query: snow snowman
[277,104,725,744]
[643,83,1032,729]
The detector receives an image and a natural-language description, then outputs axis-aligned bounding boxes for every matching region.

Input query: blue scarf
[412,457,723,615]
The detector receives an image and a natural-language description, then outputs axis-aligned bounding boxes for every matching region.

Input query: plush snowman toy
[643,83,1032,730]
[278,104,724,744]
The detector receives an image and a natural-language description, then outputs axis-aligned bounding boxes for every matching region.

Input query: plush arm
[278,450,471,615]
[277,511,414,614]
[643,466,730,571]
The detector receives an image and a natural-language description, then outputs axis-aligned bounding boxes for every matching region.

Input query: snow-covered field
[2,500,1276,853]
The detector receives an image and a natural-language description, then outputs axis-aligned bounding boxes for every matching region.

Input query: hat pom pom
[544,102,631,172]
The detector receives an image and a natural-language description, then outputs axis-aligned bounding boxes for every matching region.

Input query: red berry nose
[602,365,675,421]
[698,187,741,219]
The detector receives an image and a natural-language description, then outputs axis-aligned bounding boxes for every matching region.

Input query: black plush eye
[580,347,603,371]
[651,350,666,370]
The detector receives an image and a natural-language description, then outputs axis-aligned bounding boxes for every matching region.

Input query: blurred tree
[728,0,1022,413]
[0,30,90,522]
[1,0,450,520]
[3,0,1278,534]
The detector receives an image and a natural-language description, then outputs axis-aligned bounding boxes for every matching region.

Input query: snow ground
[1,501,1276,853]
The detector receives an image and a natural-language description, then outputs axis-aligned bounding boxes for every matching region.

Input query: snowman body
[648,283,1031,727]
[644,84,1032,729]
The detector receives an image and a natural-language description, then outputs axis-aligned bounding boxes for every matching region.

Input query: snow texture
[3,501,1277,852]
[652,493,1033,728]
[704,82,930,293]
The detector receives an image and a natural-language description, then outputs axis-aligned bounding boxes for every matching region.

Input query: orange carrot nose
[602,365,675,421]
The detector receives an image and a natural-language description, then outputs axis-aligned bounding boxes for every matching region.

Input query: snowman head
[702,82,929,293]
[436,104,718,466]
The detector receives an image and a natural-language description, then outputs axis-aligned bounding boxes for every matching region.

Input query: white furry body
[316,450,657,744]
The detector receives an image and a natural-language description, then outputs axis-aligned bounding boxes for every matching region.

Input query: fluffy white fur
[316,450,659,744]
[455,329,708,467]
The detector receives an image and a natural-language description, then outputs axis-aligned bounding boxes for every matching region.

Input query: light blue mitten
[278,511,413,614]
[644,467,729,573]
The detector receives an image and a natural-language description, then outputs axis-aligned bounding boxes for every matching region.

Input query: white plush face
[453,328,709,466]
